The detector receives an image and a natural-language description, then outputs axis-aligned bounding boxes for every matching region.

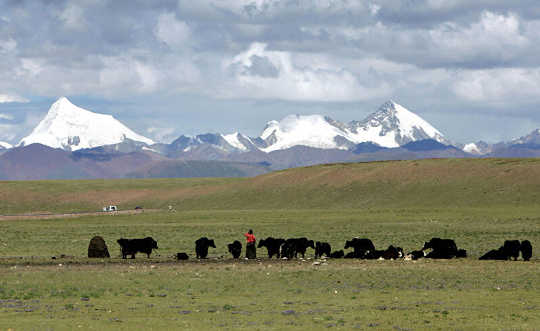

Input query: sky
[1,0,540,145]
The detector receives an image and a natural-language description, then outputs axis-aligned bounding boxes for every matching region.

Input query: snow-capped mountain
[258,101,448,152]
[0,141,12,149]
[18,97,154,151]
[346,101,448,147]
[462,141,492,155]
[168,132,258,153]
[509,129,540,146]
[259,115,354,152]
[461,129,540,155]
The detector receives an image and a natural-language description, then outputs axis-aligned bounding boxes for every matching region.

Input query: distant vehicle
[103,205,118,212]
[134,206,143,210]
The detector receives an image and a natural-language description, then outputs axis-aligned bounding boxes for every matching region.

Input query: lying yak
[479,247,508,260]
[195,237,216,259]
[422,238,464,259]
[314,241,331,258]
[258,237,285,259]
[227,240,242,259]
[364,245,404,260]
[380,245,404,260]
[329,250,344,258]
[176,252,189,260]
[117,237,158,259]
[480,240,531,261]
[405,250,426,260]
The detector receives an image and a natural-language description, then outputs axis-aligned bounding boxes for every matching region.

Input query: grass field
[1,159,539,329]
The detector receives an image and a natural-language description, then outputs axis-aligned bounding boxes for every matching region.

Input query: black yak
[423,238,458,259]
[117,237,158,259]
[227,240,242,259]
[314,241,331,258]
[344,238,375,258]
[258,237,285,259]
[329,250,344,258]
[195,237,216,259]
[520,240,532,261]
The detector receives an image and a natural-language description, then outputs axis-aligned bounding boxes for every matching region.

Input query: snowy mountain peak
[257,101,448,152]
[347,100,448,147]
[18,97,154,151]
[259,114,348,152]
[222,132,252,151]
[0,141,12,149]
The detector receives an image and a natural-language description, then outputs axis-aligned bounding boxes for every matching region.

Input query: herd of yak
[106,236,533,262]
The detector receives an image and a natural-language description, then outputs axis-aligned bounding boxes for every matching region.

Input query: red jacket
[244,233,256,243]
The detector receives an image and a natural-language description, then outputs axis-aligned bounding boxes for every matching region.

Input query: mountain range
[1,97,540,179]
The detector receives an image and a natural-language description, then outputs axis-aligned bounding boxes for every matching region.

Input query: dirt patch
[0,209,159,221]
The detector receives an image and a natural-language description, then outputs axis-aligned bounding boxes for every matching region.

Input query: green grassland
[2,158,540,214]
[1,158,539,330]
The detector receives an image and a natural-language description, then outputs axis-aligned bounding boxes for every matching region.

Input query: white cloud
[333,11,535,68]
[59,4,87,30]
[147,127,177,143]
[0,123,17,142]
[429,11,528,61]
[0,113,14,120]
[99,56,162,94]
[369,3,381,16]
[0,37,17,53]
[224,43,391,101]
[18,58,44,77]
[0,93,29,103]
[154,12,191,49]
[177,0,370,19]
[453,68,540,103]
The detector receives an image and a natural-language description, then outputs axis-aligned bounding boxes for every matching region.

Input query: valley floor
[0,259,538,330]
[0,208,539,330]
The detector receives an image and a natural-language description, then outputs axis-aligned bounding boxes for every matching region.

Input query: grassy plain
[1,159,539,330]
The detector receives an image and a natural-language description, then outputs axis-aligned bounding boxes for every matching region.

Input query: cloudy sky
[1,0,540,145]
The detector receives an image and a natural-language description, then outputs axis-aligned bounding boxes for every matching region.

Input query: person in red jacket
[244,229,256,259]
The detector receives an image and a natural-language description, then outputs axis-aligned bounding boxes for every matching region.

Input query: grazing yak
[521,240,532,261]
[195,237,216,259]
[344,251,356,259]
[315,242,331,258]
[293,238,315,258]
[227,240,242,259]
[344,238,375,258]
[176,252,189,260]
[503,240,521,261]
[117,237,158,259]
[281,238,315,259]
[329,250,344,258]
[280,240,296,259]
[422,238,461,259]
[258,237,285,259]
